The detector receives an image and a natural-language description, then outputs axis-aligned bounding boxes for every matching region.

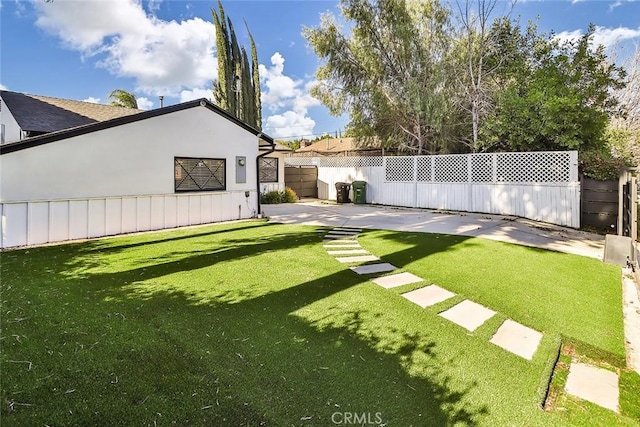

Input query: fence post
[492,153,498,182]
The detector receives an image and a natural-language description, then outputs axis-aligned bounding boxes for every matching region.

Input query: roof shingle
[1,90,142,134]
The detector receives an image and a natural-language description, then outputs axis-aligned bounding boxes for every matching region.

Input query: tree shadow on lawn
[1,224,488,425]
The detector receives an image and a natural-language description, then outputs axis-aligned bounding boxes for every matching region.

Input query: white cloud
[555,26,640,50]
[82,96,101,104]
[265,111,316,140]
[260,52,300,109]
[0,83,8,90]
[148,0,162,14]
[179,87,213,103]
[33,0,217,97]
[260,52,321,139]
[136,97,154,110]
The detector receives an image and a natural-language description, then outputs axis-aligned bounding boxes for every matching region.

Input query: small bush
[260,187,298,204]
[282,187,298,203]
[579,149,627,181]
[260,191,283,204]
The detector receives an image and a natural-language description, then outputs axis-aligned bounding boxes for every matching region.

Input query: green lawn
[1,221,638,426]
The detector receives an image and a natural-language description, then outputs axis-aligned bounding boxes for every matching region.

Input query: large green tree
[482,23,626,152]
[304,0,455,155]
[211,1,261,129]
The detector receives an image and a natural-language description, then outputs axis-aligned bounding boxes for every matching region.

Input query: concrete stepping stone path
[324,234,358,240]
[489,319,543,360]
[350,263,397,275]
[371,272,423,289]
[323,243,361,248]
[565,363,619,413]
[402,285,456,308]
[322,226,544,365]
[336,255,379,263]
[326,230,361,236]
[327,249,370,255]
[439,300,496,332]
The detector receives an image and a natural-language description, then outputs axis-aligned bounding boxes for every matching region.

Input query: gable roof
[273,142,293,152]
[0,97,274,155]
[0,90,142,134]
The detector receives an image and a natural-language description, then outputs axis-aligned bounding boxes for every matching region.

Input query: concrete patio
[263,201,605,259]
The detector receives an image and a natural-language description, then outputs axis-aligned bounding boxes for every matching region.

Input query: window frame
[174,156,226,193]
[259,156,279,183]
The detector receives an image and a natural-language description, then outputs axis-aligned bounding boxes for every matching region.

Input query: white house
[0,91,277,248]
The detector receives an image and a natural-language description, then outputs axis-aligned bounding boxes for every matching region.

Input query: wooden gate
[581,177,618,231]
[285,166,318,198]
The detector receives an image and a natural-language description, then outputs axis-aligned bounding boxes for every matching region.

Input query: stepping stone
[334,227,362,232]
[565,363,619,413]
[489,319,542,360]
[335,255,379,263]
[402,285,455,308]
[324,234,358,240]
[327,230,360,235]
[350,263,397,275]
[371,272,423,289]
[438,300,496,332]
[327,249,369,255]
[323,243,361,248]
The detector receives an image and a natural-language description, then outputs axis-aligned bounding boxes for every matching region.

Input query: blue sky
[1,0,639,140]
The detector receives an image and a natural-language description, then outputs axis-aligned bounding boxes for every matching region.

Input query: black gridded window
[259,157,278,183]
[175,157,226,192]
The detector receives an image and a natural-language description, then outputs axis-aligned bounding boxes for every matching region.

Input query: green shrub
[579,149,627,181]
[260,190,283,204]
[282,187,298,203]
[260,188,298,204]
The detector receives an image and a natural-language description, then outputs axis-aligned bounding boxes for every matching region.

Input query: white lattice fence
[287,151,580,227]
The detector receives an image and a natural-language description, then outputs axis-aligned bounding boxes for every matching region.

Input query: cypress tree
[211,1,262,130]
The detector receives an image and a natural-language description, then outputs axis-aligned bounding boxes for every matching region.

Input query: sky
[1,0,639,141]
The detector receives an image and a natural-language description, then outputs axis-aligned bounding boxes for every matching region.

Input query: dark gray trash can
[335,182,351,203]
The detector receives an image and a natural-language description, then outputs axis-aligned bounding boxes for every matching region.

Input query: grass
[1,221,638,425]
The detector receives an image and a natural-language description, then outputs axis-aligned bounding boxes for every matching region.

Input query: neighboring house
[293,137,394,157]
[259,142,292,193]
[0,90,141,143]
[0,91,275,248]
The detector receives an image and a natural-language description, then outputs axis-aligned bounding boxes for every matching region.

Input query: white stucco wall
[0,105,259,201]
[0,104,268,248]
[259,151,289,193]
[0,95,23,144]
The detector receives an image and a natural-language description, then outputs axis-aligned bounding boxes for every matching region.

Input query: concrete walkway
[264,201,605,259]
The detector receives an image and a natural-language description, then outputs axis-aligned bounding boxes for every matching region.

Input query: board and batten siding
[1,105,262,248]
[0,192,256,248]
[286,151,580,228]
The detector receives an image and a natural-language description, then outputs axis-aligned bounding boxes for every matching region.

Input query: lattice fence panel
[385,157,415,181]
[285,157,316,166]
[496,151,572,183]
[416,156,433,182]
[433,155,468,183]
[471,154,493,183]
[318,157,384,168]
[284,157,384,167]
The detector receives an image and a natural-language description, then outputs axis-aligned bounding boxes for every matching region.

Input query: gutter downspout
[256,136,276,216]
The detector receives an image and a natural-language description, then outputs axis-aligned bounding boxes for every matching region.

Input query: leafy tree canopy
[108,89,138,109]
